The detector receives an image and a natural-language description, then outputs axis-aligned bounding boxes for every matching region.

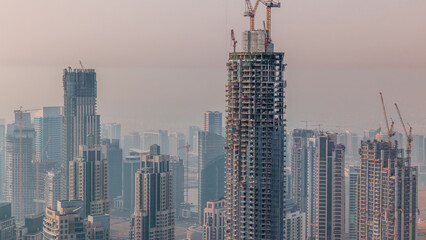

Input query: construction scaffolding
[224,52,286,239]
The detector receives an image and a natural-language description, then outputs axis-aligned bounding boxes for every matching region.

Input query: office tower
[130,145,174,240]
[69,141,109,217]
[224,27,287,239]
[123,131,141,156]
[283,200,306,240]
[357,140,418,239]
[0,203,16,240]
[34,117,43,163]
[350,133,359,157]
[158,130,170,154]
[16,213,44,240]
[203,111,222,136]
[41,107,63,164]
[168,131,186,158]
[188,126,200,153]
[102,139,123,200]
[290,130,315,212]
[367,128,381,141]
[305,137,316,240]
[0,119,5,201]
[198,131,225,225]
[62,67,100,200]
[315,132,345,240]
[412,135,425,166]
[143,131,159,151]
[170,156,184,216]
[5,111,36,223]
[44,170,61,210]
[347,166,360,240]
[177,133,186,159]
[43,200,87,240]
[122,149,147,211]
[203,198,225,240]
[101,123,121,142]
[34,161,57,214]
[86,215,110,239]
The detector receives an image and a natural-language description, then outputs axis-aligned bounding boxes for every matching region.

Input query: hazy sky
[0,0,425,134]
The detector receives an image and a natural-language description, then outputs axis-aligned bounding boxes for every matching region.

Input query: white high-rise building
[203,198,225,240]
[283,210,306,240]
[69,141,109,217]
[43,200,87,240]
[44,170,61,210]
[130,145,174,240]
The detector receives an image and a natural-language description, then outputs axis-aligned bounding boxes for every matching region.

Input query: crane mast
[244,0,262,31]
[231,29,237,52]
[263,0,280,37]
[395,103,413,158]
[379,92,395,146]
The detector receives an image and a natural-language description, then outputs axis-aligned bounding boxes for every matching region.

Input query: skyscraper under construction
[224,1,286,239]
[61,67,100,200]
[357,140,417,239]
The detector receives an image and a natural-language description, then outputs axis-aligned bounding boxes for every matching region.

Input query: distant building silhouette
[198,131,225,225]
[5,111,36,223]
[102,138,123,200]
[123,131,141,156]
[203,111,222,136]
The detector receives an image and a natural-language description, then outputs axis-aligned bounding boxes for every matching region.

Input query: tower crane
[395,103,413,158]
[379,92,395,146]
[177,143,191,204]
[79,60,85,70]
[244,0,262,31]
[262,0,281,37]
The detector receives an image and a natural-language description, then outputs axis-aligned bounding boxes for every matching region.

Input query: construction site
[224,1,287,239]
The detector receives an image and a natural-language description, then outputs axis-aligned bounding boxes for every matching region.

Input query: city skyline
[0,1,425,239]
[0,1,424,134]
